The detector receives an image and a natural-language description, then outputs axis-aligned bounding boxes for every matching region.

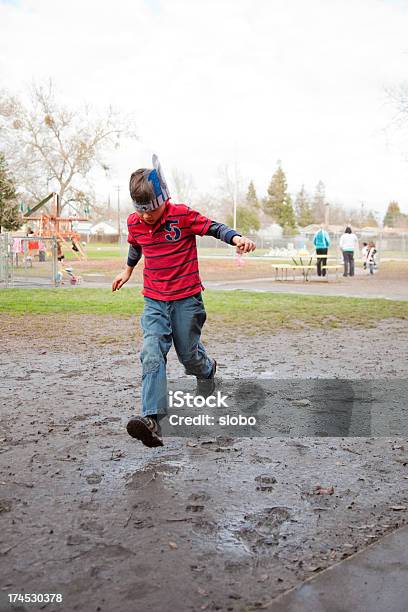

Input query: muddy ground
[1,315,408,612]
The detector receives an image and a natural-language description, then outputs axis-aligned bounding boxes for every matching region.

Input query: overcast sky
[1,0,408,217]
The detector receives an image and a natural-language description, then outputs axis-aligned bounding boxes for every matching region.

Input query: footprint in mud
[0,499,12,513]
[185,491,211,515]
[215,436,235,447]
[191,519,218,535]
[79,520,104,535]
[85,543,135,561]
[131,517,154,529]
[78,500,99,511]
[188,491,211,503]
[186,504,205,513]
[124,580,155,600]
[55,443,85,460]
[255,474,277,492]
[66,533,90,546]
[125,468,158,490]
[71,413,99,422]
[125,463,179,490]
[132,500,153,512]
[113,358,132,366]
[250,455,275,464]
[99,416,121,423]
[285,440,310,453]
[236,507,291,552]
[61,370,84,379]
[85,472,103,485]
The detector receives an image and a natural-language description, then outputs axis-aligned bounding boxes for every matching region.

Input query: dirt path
[1,316,408,611]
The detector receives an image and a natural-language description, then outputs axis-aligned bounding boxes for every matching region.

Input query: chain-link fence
[0,233,12,288]
[0,235,58,288]
[197,231,408,260]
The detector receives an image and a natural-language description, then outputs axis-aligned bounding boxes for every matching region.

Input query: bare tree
[216,163,245,221]
[386,84,408,121]
[217,163,242,202]
[194,191,223,219]
[0,80,136,213]
[0,152,21,232]
[171,168,195,203]
[384,83,408,166]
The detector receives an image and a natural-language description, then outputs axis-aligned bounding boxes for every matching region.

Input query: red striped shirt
[127,201,211,301]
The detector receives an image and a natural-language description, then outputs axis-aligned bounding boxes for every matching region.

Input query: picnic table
[272,253,343,282]
[291,252,314,280]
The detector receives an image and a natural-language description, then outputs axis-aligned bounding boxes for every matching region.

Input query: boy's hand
[112,269,132,291]
[232,235,256,254]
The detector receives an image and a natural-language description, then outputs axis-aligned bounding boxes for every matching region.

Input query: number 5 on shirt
[165,220,181,241]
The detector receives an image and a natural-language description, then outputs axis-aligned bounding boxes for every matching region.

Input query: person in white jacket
[339,227,359,277]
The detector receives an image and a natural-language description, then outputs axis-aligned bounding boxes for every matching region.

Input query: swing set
[23,192,88,259]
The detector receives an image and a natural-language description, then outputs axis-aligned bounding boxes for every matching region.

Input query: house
[90,221,118,236]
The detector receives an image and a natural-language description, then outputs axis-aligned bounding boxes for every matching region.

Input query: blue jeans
[140,293,213,417]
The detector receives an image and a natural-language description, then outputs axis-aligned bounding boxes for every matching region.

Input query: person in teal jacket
[313,225,331,277]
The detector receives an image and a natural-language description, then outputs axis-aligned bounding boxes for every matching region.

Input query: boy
[112,155,256,448]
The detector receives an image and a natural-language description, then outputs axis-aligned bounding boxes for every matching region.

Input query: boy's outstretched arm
[205,221,256,253]
[112,244,142,291]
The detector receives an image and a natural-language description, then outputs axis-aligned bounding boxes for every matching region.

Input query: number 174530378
[8,593,63,604]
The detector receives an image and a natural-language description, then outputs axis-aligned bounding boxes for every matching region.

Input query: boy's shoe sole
[126,416,164,448]
[196,359,217,398]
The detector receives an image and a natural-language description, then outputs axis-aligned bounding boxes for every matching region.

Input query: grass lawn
[1,288,407,332]
[63,243,127,260]
[65,243,276,261]
[60,240,408,263]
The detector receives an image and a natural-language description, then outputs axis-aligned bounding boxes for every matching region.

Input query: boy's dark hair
[345,226,352,234]
[129,168,154,203]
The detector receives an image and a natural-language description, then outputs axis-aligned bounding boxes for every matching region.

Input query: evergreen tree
[226,206,260,234]
[312,180,326,223]
[264,162,296,232]
[246,180,259,208]
[295,185,314,227]
[0,153,21,232]
[363,211,378,227]
[384,201,402,227]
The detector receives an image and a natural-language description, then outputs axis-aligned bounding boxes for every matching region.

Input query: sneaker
[126,416,164,448]
[196,359,217,398]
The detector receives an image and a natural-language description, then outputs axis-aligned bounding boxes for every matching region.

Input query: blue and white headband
[132,154,170,212]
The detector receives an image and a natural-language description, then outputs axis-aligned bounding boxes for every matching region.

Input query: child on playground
[366,241,377,274]
[112,155,256,447]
